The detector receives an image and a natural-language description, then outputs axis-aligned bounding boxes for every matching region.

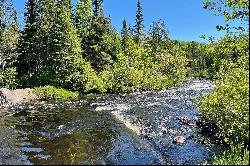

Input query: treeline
[1,0,213,93]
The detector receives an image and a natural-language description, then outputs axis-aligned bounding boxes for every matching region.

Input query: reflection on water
[0,107,159,165]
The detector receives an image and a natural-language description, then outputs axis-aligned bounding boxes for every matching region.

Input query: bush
[196,56,249,145]
[0,67,17,89]
[34,86,80,101]
[100,38,188,93]
[65,58,107,93]
[213,144,249,165]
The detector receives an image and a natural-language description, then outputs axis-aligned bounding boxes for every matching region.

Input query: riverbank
[0,88,38,108]
[0,78,211,110]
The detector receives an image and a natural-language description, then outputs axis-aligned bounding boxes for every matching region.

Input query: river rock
[173,136,185,144]
[178,116,189,124]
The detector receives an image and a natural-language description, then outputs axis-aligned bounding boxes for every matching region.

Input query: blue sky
[13,0,227,43]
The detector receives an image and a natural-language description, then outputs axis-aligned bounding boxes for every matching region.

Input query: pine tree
[121,19,129,52]
[134,0,145,44]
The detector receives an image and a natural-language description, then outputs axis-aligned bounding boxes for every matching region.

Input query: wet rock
[173,136,186,144]
[178,116,189,124]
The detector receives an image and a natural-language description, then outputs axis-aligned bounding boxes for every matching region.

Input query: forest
[0,0,249,165]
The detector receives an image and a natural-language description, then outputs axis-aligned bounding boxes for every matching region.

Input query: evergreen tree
[128,24,134,36]
[19,0,84,87]
[17,0,40,83]
[75,0,93,54]
[75,0,93,28]
[92,0,104,16]
[121,19,129,52]
[78,0,114,71]
[21,0,57,86]
[149,19,169,52]
[0,0,19,88]
[45,0,84,87]
[133,0,145,44]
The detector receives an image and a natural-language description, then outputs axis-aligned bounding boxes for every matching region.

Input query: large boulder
[0,88,38,107]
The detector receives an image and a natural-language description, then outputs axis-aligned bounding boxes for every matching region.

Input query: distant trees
[149,19,169,53]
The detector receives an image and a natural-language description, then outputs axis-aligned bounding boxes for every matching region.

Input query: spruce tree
[149,19,169,52]
[79,0,113,71]
[43,0,84,87]
[75,0,93,54]
[17,0,40,84]
[121,19,129,52]
[23,0,57,86]
[134,0,145,44]
[75,0,93,28]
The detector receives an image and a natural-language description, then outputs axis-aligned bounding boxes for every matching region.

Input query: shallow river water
[0,79,223,165]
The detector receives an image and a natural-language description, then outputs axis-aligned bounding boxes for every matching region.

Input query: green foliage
[203,0,249,34]
[197,56,249,145]
[213,144,249,165]
[34,85,79,101]
[75,0,92,35]
[121,19,129,52]
[0,0,19,89]
[65,58,106,93]
[92,0,104,16]
[207,34,249,78]
[0,67,17,89]
[148,19,169,53]
[100,37,187,93]
[17,0,102,93]
[79,15,113,71]
[181,41,213,78]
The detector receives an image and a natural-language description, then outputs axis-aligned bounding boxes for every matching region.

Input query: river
[0,79,224,165]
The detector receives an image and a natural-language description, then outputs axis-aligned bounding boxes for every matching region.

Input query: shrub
[0,67,17,89]
[33,86,80,101]
[65,58,107,93]
[213,144,249,165]
[196,56,249,145]
[100,38,188,93]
